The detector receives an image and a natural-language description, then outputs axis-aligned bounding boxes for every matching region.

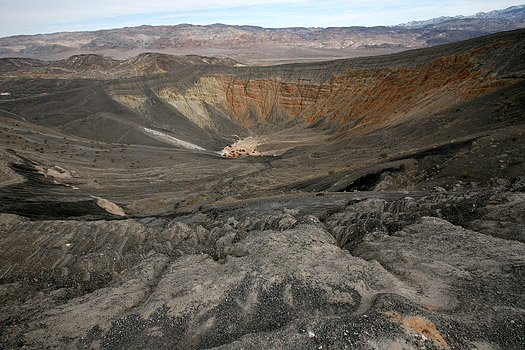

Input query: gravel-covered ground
[0,179,524,349]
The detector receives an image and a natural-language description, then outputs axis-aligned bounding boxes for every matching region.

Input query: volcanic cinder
[0,29,524,349]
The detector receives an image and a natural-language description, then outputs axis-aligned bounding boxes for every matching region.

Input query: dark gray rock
[1,182,524,349]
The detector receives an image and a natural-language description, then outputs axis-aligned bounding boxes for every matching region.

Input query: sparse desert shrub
[510,133,521,141]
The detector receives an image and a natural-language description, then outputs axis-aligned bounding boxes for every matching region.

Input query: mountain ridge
[1,5,524,63]
[0,53,241,78]
[397,4,525,27]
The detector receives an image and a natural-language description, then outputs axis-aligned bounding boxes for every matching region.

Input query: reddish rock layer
[211,44,517,134]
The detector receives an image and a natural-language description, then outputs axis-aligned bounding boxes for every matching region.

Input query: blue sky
[1,0,523,38]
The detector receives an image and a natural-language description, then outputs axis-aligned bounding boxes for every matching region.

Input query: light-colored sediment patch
[32,164,80,190]
[34,165,76,179]
[0,92,10,96]
[221,136,263,158]
[221,129,331,158]
[143,128,206,151]
[90,196,126,216]
[34,165,46,177]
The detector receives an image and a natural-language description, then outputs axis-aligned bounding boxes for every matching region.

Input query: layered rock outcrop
[150,33,522,136]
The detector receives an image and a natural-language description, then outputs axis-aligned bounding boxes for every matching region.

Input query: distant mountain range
[0,5,523,63]
[398,4,525,26]
[0,53,241,78]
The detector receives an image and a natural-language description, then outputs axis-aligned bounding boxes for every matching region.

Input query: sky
[1,0,523,38]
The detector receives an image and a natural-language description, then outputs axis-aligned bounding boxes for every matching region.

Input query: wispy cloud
[1,0,523,37]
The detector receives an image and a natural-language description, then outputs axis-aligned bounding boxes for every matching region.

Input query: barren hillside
[1,5,524,63]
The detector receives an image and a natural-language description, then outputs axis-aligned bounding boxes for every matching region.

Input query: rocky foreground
[0,179,524,349]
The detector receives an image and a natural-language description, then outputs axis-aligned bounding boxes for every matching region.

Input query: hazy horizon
[1,1,524,38]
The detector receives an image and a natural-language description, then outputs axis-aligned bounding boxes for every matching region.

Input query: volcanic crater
[0,29,524,349]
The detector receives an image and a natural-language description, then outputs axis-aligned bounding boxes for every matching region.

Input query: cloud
[3,0,299,21]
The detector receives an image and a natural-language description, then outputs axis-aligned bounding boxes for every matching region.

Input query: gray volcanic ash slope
[0,30,524,349]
